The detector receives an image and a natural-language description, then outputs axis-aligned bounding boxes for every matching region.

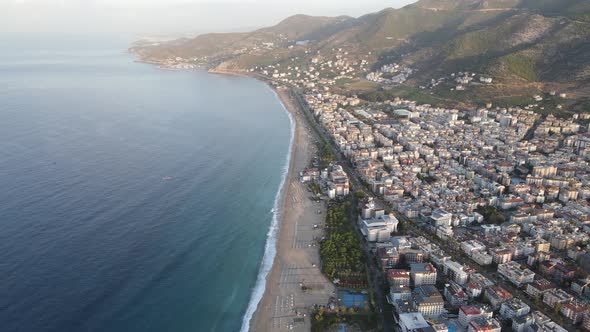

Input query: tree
[476,206,505,224]
[534,295,541,308]
[320,200,366,282]
[554,302,562,316]
[319,142,335,164]
[354,190,367,200]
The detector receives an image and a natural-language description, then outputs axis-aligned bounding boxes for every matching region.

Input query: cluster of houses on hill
[366,63,414,85]
[253,48,372,90]
[421,71,493,92]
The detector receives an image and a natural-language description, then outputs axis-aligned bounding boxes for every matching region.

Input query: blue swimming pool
[338,290,369,308]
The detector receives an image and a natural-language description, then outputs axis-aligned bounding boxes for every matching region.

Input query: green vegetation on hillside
[572,98,590,114]
[447,28,502,59]
[359,6,463,49]
[500,54,538,82]
[132,0,590,110]
[519,0,590,16]
[359,86,441,105]
[492,95,535,107]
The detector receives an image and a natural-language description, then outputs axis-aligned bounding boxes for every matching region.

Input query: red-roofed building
[491,247,513,264]
[497,162,514,173]
[377,247,399,270]
[468,317,501,332]
[500,197,525,210]
[445,281,468,306]
[485,285,513,309]
[561,300,589,324]
[466,281,483,299]
[540,260,576,283]
[459,305,494,327]
[388,269,410,288]
[410,263,437,286]
[525,279,555,299]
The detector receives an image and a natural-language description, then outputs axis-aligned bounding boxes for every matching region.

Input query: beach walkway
[250,88,335,332]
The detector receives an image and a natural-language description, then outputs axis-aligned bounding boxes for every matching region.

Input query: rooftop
[411,263,436,274]
[389,269,410,278]
[460,305,481,316]
[399,312,430,330]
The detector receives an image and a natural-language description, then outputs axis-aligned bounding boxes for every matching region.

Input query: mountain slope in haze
[130,15,354,63]
[131,0,590,110]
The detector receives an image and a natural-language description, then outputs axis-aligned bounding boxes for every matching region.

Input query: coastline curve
[239,87,296,332]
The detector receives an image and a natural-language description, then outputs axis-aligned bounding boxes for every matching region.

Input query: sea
[0,36,293,332]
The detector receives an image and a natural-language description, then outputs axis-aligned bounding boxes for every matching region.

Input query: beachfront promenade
[250,89,335,332]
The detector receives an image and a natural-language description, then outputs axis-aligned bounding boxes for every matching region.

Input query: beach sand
[249,88,335,332]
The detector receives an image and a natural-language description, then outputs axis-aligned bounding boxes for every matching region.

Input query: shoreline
[209,67,335,332]
[208,67,310,332]
[248,86,335,332]
[133,58,333,331]
[238,85,296,332]
[247,87,301,331]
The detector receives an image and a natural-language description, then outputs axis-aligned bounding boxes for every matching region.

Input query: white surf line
[239,87,295,332]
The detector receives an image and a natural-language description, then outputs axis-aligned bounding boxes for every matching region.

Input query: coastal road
[286,87,393,331]
[288,88,363,192]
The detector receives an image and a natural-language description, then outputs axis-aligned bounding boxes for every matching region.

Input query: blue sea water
[0,37,292,332]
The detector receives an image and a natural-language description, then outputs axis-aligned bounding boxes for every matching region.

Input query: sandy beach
[249,87,335,332]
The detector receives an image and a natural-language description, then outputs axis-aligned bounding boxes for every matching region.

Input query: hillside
[130,0,590,111]
[130,15,355,64]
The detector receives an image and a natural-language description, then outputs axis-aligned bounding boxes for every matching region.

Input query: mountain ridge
[130,0,590,111]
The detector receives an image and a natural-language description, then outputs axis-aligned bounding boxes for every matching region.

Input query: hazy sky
[1,0,417,38]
